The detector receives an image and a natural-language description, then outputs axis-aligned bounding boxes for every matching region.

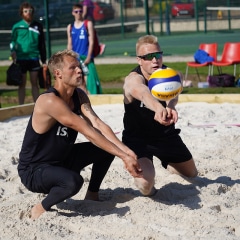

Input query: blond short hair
[136,35,160,55]
[48,49,79,75]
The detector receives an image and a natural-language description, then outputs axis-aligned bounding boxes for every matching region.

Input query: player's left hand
[166,107,178,124]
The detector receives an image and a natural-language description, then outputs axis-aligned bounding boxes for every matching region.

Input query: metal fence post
[144,0,150,35]
[195,0,199,32]
[204,5,207,33]
[44,0,51,59]
[227,0,231,30]
[159,0,163,35]
[165,1,171,35]
[120,0,125,38]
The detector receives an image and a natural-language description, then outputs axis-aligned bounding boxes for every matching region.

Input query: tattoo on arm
[83,103,91,112]
[83,103,97,118]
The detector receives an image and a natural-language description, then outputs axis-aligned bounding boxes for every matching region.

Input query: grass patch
[1,63,240,108]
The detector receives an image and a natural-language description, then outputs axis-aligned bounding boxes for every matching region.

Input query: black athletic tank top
[18,87,81,172]
[123,65,177,141]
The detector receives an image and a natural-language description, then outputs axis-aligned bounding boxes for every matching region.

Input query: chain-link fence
[0,0,240,60]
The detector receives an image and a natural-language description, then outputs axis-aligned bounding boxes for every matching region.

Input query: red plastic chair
[212,42,240,76]
[185,43,218,81]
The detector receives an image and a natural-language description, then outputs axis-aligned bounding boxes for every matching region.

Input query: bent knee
[66,174,84,196]
[169,159,198,178]
[134,177,154,196]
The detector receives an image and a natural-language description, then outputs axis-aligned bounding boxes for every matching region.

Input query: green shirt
[10,19,46,63]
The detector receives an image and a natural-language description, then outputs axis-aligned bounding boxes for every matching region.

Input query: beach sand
[0,102,240,240]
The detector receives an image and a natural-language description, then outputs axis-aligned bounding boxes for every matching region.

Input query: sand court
[0,102,240,239]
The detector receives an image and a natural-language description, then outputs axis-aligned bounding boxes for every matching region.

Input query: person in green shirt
[10,2,47,105]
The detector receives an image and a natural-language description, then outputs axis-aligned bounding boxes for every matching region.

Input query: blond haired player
[122,35,198,196]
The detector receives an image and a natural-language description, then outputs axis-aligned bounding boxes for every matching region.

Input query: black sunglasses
[74,10,83,14]
[137,51,163,61]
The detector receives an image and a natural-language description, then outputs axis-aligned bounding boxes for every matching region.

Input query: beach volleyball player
[122,35,198,196]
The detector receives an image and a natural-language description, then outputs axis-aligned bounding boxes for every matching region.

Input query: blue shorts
[123,132,192,169]
[16,59,40,74]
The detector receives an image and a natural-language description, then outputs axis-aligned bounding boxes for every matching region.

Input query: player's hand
[154,107,173,126]
[122,155,143,178]
[166,107,178,124]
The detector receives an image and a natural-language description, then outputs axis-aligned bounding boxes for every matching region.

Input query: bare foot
[84,190,99,201]
[30,203,46,220]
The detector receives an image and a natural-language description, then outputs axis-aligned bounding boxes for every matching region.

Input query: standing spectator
[10,2,47,105]
[82,0,95,22]
[67,3,102,94]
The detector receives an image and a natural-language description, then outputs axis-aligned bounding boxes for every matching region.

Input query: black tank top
[18,87,81,172]
[123,65,177,141]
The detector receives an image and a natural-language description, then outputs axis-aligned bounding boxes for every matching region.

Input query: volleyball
[148,68,182,101]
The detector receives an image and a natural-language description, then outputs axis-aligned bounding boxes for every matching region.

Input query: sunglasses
[23,9,33,14]
[74,10,83,14]
[137,51,163,61]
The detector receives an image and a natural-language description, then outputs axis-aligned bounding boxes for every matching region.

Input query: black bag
[6,62,22,86]
[207,74,235,87]
[38,66,52,89]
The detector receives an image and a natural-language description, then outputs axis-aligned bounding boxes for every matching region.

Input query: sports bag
[6,62,22,86]
[38,66,52,89]
[194,49,214,64]
[207,74,235,87]
[83,20,100,58]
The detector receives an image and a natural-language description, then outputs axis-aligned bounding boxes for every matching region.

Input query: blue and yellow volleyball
[148,68,182,101]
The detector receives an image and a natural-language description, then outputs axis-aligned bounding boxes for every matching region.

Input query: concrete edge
[0,94,239,122]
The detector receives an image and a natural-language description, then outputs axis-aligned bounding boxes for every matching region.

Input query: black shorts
[123,133,192,169]
[16,59,40,74]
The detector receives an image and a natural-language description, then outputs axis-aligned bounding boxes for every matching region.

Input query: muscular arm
[81,102,137,158]
[77,90,140,174]
[123,72,173,125]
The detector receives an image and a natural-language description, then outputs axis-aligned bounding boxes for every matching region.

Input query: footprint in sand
[0,169,9,180]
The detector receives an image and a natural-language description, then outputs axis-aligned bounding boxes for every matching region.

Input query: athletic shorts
[123,133,192,169]
[16,59,40,74]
